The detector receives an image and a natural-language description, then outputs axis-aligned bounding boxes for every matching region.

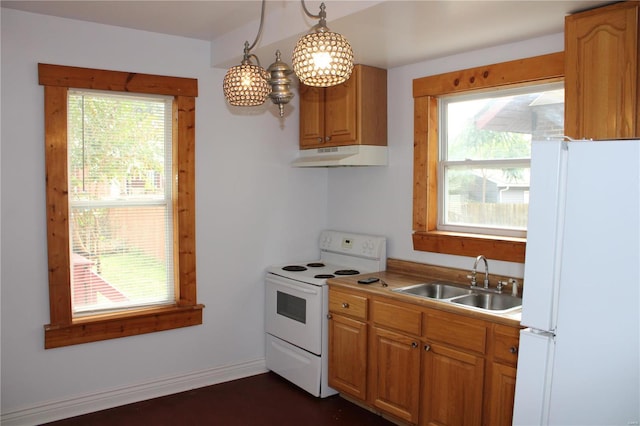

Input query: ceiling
[2,0,613,69]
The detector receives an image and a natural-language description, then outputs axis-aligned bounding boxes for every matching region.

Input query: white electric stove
[265,230,386,397]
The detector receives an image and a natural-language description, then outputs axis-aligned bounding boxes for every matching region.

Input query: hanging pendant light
[267,50,295,117]
[223,42,270,106]
[223,1,270,106]
[222,0,353,115]
[292,1,354,87]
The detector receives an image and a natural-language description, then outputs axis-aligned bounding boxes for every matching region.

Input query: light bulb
[312,51,332,70]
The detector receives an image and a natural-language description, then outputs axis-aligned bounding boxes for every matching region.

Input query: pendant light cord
[247,0,267,53]
[301,0,323,19]
[301,1,327,31]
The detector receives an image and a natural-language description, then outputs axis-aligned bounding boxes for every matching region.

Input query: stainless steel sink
[450,293,522,312]
[393,282,471,300]
[392,281,522,313]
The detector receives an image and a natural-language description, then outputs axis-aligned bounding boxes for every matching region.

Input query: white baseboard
[1,358,268,426]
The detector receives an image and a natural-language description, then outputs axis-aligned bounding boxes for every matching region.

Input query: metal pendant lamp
[292,1,354,87]
[223,44,271,106]
[222,0,353,115]
[222,1,270,106]
[267,50,295,117]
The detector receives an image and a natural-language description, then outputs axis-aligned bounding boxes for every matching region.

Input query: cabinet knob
[341,302,349,308]
[411,342,418,349]
[510,346,518,354]
[325,136,331,142]
[317,137,323,143]
[424,344,431,352]
[326,313,332,319]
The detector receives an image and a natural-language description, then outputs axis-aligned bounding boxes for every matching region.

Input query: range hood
[292,145,388,167]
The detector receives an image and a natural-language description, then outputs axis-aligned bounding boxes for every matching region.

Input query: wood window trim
[412,52,565,263]
[39,63,203,349]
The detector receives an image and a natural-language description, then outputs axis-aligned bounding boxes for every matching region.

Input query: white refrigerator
[513,139,640,426]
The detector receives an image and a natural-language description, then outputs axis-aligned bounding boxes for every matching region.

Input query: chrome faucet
[470,255,490,289]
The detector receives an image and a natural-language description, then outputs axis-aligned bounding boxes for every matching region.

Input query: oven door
[265,274,323,355]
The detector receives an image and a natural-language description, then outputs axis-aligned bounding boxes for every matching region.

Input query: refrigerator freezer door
[521,141,568,332]
[513,328,555,426]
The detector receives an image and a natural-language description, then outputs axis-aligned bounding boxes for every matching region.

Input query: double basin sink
[392,282,522,314]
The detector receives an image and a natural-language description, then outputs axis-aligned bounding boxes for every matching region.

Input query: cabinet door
[485,324,519,425]
[492,324,520,368]
[299,84,325,148]
[565,1,639,139]
[370,326,421,423]
[487,363,517,426]
[324,66,358,146]
[328,314,368,400]
[421,342,484,426]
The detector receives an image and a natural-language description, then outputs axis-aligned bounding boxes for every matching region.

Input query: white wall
[1,9,328,424]
[327,32,565,279]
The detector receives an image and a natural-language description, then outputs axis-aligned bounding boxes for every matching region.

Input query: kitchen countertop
[327,269,523,328]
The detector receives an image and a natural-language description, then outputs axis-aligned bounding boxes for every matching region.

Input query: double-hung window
[439,83,564,238]
[68,90,176,315]
[412,53,565,262]
[40,64,202,348]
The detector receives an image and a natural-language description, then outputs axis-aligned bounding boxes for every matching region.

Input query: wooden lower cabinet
[370,327,421,423]
[421,342,485,426]
[328,313,368,400]
[487,363,517,426]
[485,324,520,426]
[327,287,521,425]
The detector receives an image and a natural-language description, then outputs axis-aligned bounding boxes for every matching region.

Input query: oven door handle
[268,276,320,295]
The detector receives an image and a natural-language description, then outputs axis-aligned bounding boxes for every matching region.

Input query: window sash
[436,83,563,238]
[67,90,176,316]
[438,159,531,238]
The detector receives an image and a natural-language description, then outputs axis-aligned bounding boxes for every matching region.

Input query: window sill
[412,231,525,263]
[44,304,204,349]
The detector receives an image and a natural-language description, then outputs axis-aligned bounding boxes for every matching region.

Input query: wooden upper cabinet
[299,84,325,147]
[565,1,640,139]
[299,65,387,149]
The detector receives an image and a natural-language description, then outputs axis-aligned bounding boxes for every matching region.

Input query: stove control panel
[319,230,386,260]
[341,238,354,249]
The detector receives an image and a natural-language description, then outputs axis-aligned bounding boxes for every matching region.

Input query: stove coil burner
[306,262,325,268]
[314,274,335,279]
[282,265,307,272]
[334,269,360,276]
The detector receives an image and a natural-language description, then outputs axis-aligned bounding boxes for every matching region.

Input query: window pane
[68,92,169,202]
[70,206,173,313]
[443,164,530,230]
[440,84,563,236]
[446,88,564,161]
[68,91,174,315]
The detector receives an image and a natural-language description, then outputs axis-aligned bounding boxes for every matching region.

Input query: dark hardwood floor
[43,372,394,426]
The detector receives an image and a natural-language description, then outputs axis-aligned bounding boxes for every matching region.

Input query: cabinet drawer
[493,325,520,366]
[372,299,422,336]
[329,289,368,320]
[425,310,487,354]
